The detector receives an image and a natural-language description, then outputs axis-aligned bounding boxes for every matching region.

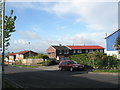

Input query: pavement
[88,72,119,75]
[35,65,59,70]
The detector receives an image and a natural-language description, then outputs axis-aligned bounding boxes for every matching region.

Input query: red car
[59,60,84,71]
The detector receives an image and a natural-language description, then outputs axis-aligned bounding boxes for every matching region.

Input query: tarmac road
[0,63,2,89]
[4,65,119,89]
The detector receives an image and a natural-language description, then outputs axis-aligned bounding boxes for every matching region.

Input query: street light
[1,0,5,89]
[28,42,30,57]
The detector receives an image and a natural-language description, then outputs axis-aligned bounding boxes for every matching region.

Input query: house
[46,45,105,60]
[105,29,120,59]
[7,50,38,62]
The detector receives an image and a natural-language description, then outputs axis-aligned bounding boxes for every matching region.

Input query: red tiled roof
[9,51,30,56]
[67,45,105,50]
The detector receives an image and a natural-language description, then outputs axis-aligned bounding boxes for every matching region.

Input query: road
[0,63,2,90]
[4,66,119,88]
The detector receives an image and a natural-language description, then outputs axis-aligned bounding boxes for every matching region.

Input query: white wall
[105,50,120,59]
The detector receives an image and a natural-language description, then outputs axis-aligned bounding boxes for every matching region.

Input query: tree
[42,55,49,61]
[114,35,120,50]
[0,10,16,47]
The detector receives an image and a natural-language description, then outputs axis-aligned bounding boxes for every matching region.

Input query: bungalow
[105,29,120,59]
[7,50,38,62]
[46,45,105,60]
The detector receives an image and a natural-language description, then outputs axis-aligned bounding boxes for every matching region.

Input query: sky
[4,0,118,54]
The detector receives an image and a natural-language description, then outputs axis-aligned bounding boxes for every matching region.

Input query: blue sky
[5,1,118,53]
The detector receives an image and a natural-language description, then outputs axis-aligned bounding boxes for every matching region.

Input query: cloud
[13,39,28,44]
[8,31,106,53]
[7,1,118,31]
[18,31,40,40]
[6,0,120,2]
[42,2,118,31]
[7,1,117,53]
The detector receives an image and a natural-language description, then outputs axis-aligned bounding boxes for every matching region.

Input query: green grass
[93,69,120,73]
[8,64,39,68]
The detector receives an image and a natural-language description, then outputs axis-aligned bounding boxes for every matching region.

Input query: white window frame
[73,50,76,53]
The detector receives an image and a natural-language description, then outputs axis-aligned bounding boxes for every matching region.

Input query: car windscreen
[68,61,77,64]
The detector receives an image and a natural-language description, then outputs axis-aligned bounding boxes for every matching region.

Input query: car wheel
[59,67,63,71]
[70,67,73,72]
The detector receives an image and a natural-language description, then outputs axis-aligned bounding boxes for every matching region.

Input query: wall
[105,50,119,58]
[46,46,56,58]
[106,30,119,51]
[22,59,43,65]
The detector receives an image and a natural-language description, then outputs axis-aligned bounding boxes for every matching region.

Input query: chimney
[59,44,62,46]
[105,33,107,37]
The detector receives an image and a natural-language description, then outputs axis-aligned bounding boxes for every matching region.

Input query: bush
[69,52,119,69]
[40,60,58,66]
[26,54,46,59]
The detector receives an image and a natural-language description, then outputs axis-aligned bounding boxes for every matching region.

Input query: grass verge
[92,69,120,73]
[8,64,39,68]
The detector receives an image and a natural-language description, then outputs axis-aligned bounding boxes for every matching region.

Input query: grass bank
[8,64,39,68]
[92,69,120,73]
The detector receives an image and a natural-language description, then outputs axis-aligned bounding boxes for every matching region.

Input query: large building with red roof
[46,45,105,60]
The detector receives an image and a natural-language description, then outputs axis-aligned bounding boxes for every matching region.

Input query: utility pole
[1,0,5,89]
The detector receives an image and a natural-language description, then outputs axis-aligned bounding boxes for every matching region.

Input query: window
[48,53,51,54]
[77,50,82,53]
[100,49,103,52]
[89,49,93,52]
[59,50,62,54]
[61,62,68,64]
[73,50,76,53]
[64,50,69,54]
[86,49,88,53]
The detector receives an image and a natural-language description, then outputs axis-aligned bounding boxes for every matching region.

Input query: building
[7,50,38,62]
[46,45,105,60]
[105,29,120,59]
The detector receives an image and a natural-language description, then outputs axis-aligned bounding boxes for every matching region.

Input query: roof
[8,50,36,56]
[105,29,120,39]
[52,46,69,50]
[67,45,105,50]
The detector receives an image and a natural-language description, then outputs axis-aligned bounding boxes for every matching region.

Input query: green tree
[114,35,120,50]
[0,10,16,47]
[42,55,49,61]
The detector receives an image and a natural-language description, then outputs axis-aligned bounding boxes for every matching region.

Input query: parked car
[58,60,84,71]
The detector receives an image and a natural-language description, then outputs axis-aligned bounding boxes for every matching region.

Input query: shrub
[26,54,46,59]
[69,52,119,69]
[39,60,58,66]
